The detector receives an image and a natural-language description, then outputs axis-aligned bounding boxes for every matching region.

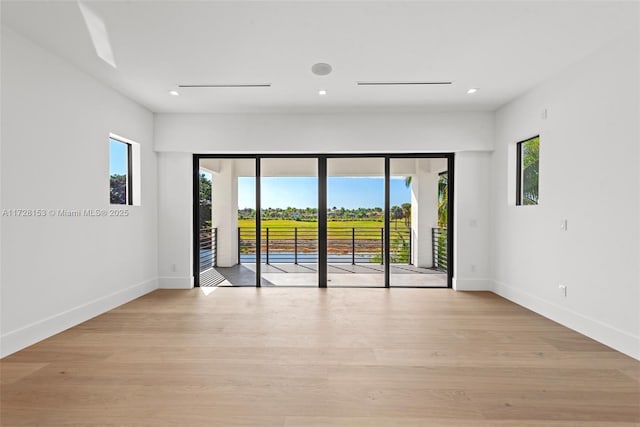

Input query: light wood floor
[1,288,639,426]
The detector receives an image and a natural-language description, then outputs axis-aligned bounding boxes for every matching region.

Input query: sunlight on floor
[199,285,222,296]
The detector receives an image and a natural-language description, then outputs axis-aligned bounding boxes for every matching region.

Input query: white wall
[155,112,494,153]
[157,153,193,288]
[491,28,640,359]
[0,30,158,357]
[454,151,492,290]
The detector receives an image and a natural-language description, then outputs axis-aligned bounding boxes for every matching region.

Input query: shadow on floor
[212,264,279,287]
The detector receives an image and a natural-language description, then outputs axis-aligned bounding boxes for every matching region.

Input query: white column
[211,159,239,267]
[411,160,439,268]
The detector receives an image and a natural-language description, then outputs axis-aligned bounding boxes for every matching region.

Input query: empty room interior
[1,1,639,425]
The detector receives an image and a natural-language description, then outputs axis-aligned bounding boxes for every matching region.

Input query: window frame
[515,135,539,206]
[109,136,133,206]
[192,153,455,289]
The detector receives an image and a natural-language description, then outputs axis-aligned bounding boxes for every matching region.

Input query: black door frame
[193,153,454,288]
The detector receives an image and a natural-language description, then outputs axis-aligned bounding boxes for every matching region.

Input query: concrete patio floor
[211,263,447,287]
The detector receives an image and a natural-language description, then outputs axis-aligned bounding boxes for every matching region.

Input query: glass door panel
[327,158,385,287]
[260,158,318,286]
[198,158,257,286]
[389,158,448,287]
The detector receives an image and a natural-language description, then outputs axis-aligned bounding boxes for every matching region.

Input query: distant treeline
[239,205,410,222]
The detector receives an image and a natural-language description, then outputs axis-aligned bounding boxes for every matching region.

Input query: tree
[110,174,127,204]
[401,203,411,228]
[391,205,403,229]
[438,173,448,227]
[199,173,212,229]
[522,137,539,205]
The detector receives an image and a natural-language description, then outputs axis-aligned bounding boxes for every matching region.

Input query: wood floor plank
[0,362,49,385]
[467,389,640,422]
[284,417,638,427]
[1,288,638,426]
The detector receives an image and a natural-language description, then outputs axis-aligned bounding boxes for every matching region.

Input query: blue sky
[238,177,411,209]
[109,138,128,175]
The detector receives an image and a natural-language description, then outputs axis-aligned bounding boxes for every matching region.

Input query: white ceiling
[2,1,637,114]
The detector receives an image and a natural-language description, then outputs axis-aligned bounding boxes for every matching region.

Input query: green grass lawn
[236,219,411,260]
[237,219,410,242]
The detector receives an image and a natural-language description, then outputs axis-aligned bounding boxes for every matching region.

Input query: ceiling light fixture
[311,63,333,76]
[178,84,271,88]
[318,89,327,96]
[169,90,180,96]
[467,88,478,94]
[357,81,452,86]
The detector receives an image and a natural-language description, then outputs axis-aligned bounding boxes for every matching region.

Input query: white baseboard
[158,276,194,289]
[453,278,493,291]
[492,280,640,361]
[0,278,158,358]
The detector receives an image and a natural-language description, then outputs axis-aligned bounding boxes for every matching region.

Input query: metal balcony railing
[199,226,217,272]
[432,227,447,271]
[238,226,412,264]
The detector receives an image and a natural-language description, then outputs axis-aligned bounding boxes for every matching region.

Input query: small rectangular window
[109,137,132,205]
[516,136,539,206]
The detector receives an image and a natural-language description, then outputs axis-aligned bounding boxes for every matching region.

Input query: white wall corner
[453,278,494,291]
[0,278,158,358]
[158,276,194,289]
[492,280,640,361]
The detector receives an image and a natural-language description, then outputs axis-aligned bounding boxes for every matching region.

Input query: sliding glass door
[326,158,386,287]
[194,154,453,288]
[197,157,256,286]
[389,158,448,287]
[260,158,318,286]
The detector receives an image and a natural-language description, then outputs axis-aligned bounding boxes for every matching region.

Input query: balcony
[199,225,447,287]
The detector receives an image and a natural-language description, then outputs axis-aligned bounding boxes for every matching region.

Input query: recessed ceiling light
[312,63,333,76]
[318,89,327,96]
[169,90,180,96]
[467,88,478,94]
